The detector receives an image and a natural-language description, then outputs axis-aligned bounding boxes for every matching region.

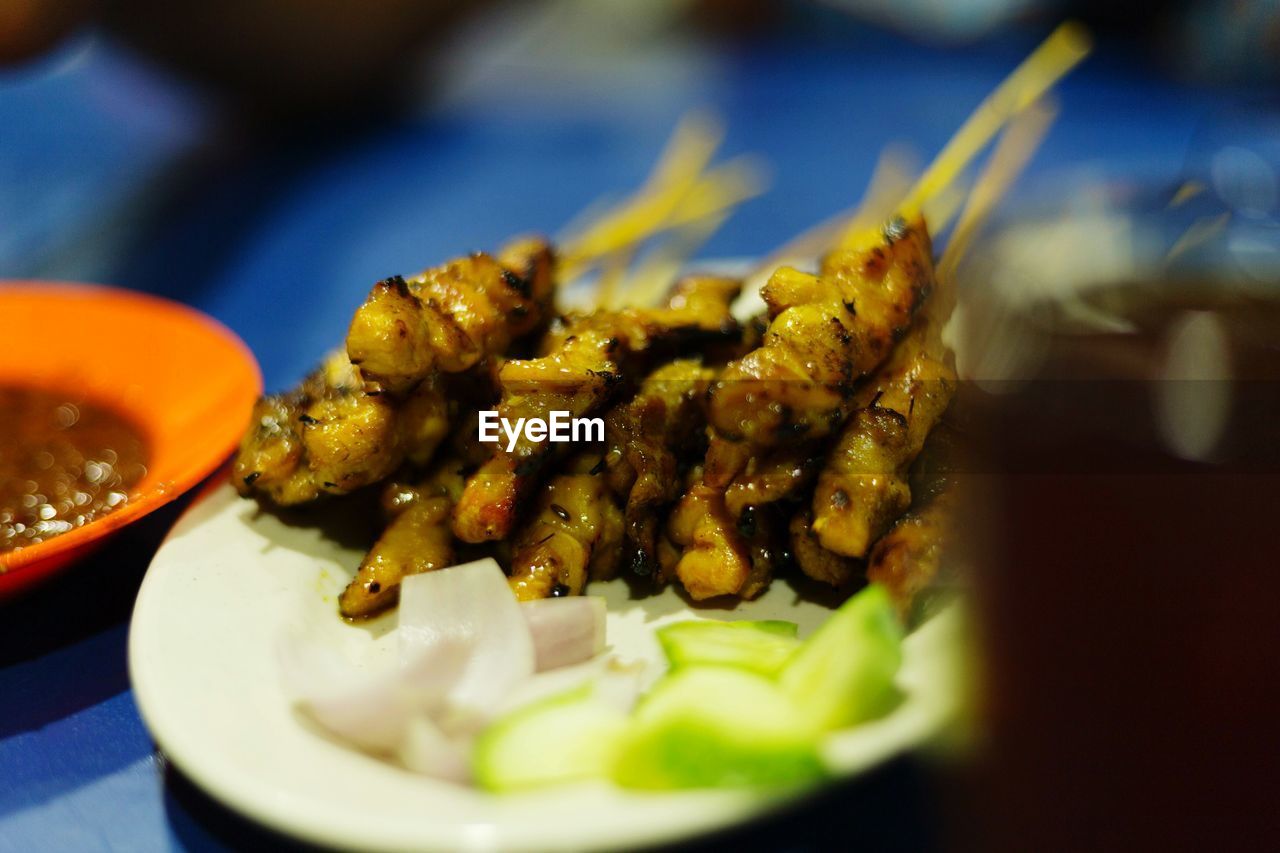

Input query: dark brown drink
[966,286,1280,852]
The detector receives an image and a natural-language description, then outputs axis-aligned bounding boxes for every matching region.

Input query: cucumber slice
[612,667,826,790]
[474,686,629,792]
[780,583,904,732]
[657,619,800,677]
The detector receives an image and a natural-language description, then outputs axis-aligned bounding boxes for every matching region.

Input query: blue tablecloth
[0,17,1241,851]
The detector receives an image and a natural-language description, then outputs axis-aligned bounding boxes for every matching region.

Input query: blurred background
[2,0,1277,391]
[2,0,1278,850]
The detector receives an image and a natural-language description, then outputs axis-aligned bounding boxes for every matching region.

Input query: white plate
[129,479,961,852]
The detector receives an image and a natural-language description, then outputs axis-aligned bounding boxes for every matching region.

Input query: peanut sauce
[0,386,149,558]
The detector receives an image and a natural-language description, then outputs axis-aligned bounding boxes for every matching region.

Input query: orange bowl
[0,283,261,597]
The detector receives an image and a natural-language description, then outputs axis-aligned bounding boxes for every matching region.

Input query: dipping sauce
[0,386,149,559]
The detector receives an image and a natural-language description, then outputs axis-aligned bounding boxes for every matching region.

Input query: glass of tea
[953,165,1280,852]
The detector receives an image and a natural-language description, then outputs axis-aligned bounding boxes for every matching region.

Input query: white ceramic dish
[128,478,961,852]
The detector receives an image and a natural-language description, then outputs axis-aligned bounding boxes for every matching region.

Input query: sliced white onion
[592,657,647,713]
[276,632,466,754]
[498,656,647,717]
[396,716,474,785]
[498,657,614,715]
[398,559,537,728]
[519,596,608,672]
[281,557,617,782]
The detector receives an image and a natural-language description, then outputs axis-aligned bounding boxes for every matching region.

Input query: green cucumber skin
[474,687,628,792]
[612,667,826,790]
[656,620,802,678]
[731,620,799,638]
[476,588,904,794]
[613,717,827,790]
[780,584,905,732]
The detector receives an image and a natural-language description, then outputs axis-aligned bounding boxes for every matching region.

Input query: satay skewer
[236,122,758,507]
[672,27,1088,599]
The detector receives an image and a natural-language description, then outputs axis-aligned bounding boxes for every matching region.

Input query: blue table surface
[0,15,1254,851]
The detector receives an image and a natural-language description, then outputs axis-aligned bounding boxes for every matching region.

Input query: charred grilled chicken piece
[233,353,450,506]
[722,440,826,519]
[534,275,741,358]
[672,218,936,599]
[234,392,315,506]
[346,238,556,396]
[337,413,491,618]
[450,327,622,545]
[792,413,965,594]
[866,419,966,618]
[509,359,714,600]
[666,479,783,600]
[667,439,825,597]
[602,358,715,577]
[736,505,786,599]
[666,481,753,600]
[702,218,935,488]
[507,453,625,601]
[659,332,825,595]
[238,240,548,505]
[452,276,740,544]
[789,508,860,587]
[337,463,464,619]
[866,482,956,619]
[809,238,957,559]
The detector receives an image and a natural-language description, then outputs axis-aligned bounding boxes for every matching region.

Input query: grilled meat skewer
[722,441,826,519]
[702,218,935,488]
[601,358,715,577]
[671,218,935,599]
[338,463,463,619]
[507,452,625,601]
[789,508,860,587]
[808,217,957,558]
[452,276,740,544]
[236,240,550,507]
[346,238,556,397]
[233,353,450,506]
[866,482,957,620]
[506,358,716,600]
